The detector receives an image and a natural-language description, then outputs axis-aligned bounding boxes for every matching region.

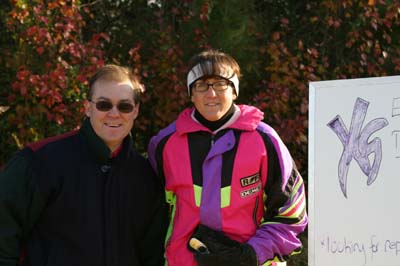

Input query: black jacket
[0,119,168,266]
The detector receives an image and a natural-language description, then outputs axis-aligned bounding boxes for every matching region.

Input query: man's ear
[132,103,140,120]
[84,100,91,117]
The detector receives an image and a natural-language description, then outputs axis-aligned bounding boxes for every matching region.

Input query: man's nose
[107,105,120,116]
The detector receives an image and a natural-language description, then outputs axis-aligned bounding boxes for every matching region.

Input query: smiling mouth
[105,123,122,128]
[205,103,220,106]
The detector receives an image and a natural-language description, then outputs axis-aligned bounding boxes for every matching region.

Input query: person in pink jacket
[148,49,307,266]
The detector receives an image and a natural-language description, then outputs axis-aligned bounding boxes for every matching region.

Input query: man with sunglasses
[0,64,168,266]
[148,50,307,266]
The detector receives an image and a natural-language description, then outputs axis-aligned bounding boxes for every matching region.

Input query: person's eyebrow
[118,99,134,102]
[93,96,110,101]
[93,97,133,103]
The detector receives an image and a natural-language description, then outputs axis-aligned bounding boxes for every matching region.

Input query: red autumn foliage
[1,1,400,186]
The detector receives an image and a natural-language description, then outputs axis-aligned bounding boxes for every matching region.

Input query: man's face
[85,79,139,151]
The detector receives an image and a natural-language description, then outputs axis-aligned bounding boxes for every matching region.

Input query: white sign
[308,76,400,266]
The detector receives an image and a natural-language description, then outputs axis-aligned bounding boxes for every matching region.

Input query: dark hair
[88,64,142,104]
[187,49,241,80]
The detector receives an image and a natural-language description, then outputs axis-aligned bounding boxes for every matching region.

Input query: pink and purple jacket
[148,104,307,266]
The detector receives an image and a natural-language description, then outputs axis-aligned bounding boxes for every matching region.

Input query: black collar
[194,104,235,132]
[79,118,132,164]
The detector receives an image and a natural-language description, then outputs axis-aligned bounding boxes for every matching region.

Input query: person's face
[191,76,237,121]
[85,79,139,152]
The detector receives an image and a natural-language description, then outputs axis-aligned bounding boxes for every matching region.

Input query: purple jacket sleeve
[247,123,308,264]
[147,122,176,174]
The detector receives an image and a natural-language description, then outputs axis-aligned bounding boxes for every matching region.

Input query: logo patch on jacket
[240,173,260,187]
[240,184,261,198]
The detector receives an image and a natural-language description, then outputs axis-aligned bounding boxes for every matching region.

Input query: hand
[187,224,258,266]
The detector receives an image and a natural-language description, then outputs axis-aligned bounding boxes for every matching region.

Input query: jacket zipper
[165,194,178,264]
[253,197,259,228]
[101,165,111,266]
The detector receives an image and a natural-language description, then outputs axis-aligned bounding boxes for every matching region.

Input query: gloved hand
[187,224,258,266]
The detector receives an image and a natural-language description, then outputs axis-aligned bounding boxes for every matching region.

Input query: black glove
[188,224,258,266]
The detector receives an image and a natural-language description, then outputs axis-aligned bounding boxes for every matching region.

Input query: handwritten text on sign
[320,235,400,266]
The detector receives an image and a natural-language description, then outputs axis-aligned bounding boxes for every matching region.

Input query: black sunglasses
[90,100,135,113]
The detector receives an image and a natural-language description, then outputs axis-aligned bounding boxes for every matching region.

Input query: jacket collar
[79,118,133,164]
[176,104,264,135]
